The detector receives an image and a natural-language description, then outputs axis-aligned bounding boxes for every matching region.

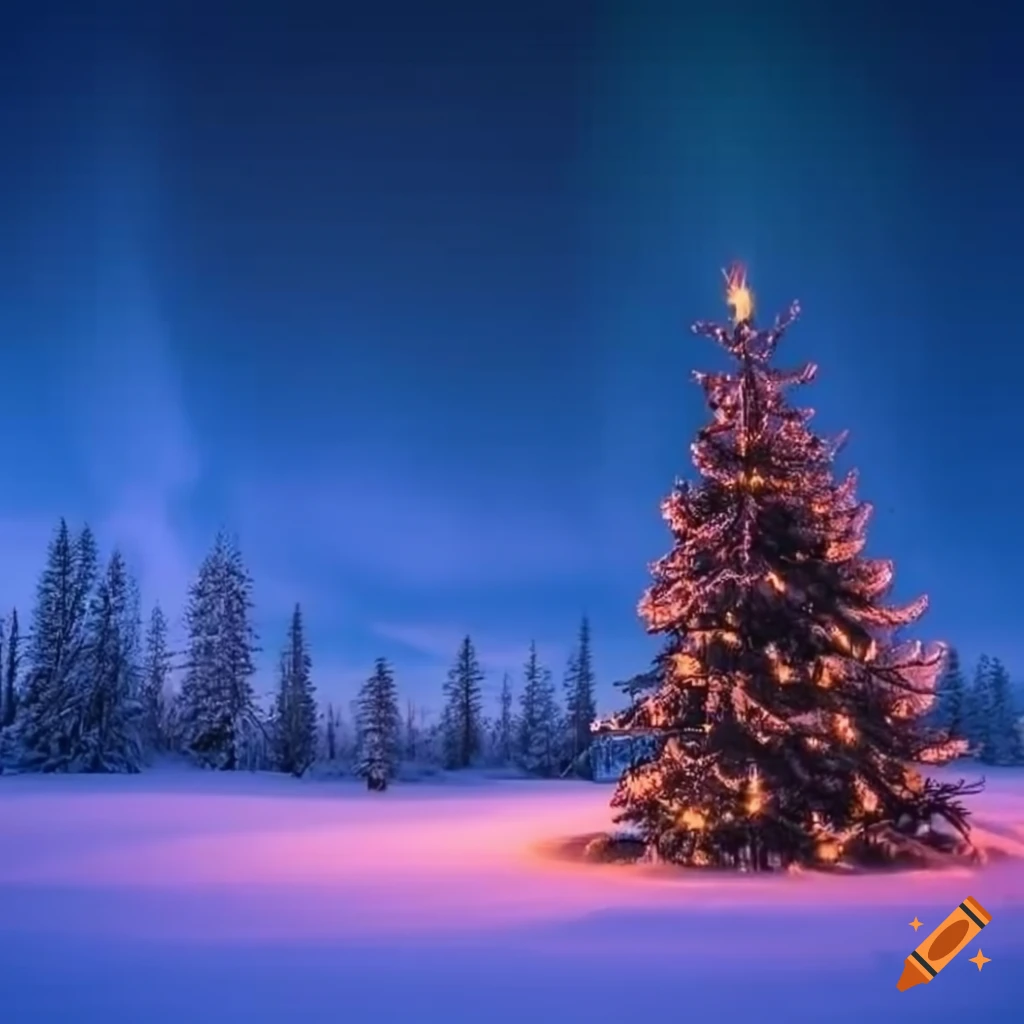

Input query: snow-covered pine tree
[15,521,99,771]
[964,655,992,757]
[932,647,967,745]
[271,603,318,777]
[517,643,541,771]
[361,729,388,791]
[560,648,577,755]
[178,539,222,764]
[355,657,400,789]
[978,659,1022,765]
[517,642,560,776]
[537,668,560,775]
[221,536,264,767]
[325,701,337,761]
[517,643,540,763]
[178,533,262,770]
[268,651,287,761]
[140,604,173,757]
[3,608,21,728]
[562,616,598,777]
[76,550,144,772]
[441,635,484,769]
[75,526,99,598]
[491,673,514,765]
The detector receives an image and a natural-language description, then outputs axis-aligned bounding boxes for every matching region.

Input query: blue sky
[1,3,1021,714]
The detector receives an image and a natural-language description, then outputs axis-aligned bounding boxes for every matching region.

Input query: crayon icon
[897,896,992,992]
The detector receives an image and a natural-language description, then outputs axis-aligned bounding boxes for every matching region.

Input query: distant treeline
[0,519,601,787]
[932,650,1023,765]
[1,519,1020,784]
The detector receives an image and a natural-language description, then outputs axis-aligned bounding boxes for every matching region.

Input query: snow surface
[1,764,1022,1023]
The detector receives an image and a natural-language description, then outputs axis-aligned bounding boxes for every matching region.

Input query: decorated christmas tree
[599,266,980,870]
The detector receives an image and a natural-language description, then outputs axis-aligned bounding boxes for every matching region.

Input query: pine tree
[964,655,992,756]
[978,659,1022,765]
[602,267,978,869]
[15,521,99,771]
[3,607,21,728]
[220,536,262,766]
[517,642,560,776]
[178,533,261,770]
[361,728,388,791]
[355,657,400,789]
[269,651,288,762]
[178,539,223,764]
[536,668,560,776]
[932,647,967,744]
[141,604,173,756]
[441,635,484,769]
[76,550,144,772]
[517,644,539,767]
[75,526,100,616]
[492,673,515,764]
[563,616,598,776]
[325,701,337,761]
[271,604,318,777]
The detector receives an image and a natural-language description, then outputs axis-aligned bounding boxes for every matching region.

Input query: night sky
[1,3,1020,712]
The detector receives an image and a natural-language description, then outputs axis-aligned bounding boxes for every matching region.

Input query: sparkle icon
[909,917,923,931]
[968,950,990,971]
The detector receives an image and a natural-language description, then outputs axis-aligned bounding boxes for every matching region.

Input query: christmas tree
[600,266,980,870]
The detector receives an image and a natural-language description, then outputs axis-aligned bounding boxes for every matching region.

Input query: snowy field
[1,766,1022,1023]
